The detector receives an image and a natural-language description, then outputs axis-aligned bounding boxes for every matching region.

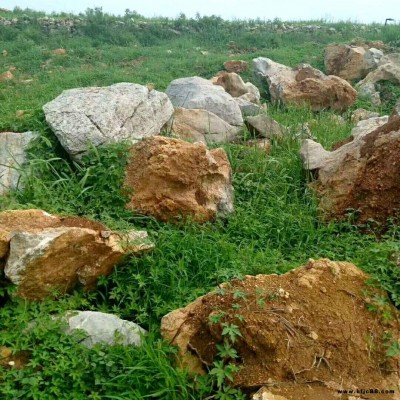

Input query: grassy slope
[0,9,399,399]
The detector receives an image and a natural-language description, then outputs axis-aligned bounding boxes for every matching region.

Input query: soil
[162,259,400,400]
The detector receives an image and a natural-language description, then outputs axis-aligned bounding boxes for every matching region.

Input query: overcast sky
[2,0,400,23]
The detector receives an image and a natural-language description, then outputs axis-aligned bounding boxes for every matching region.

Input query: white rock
[43,83,174,159]
[63,311,146,347]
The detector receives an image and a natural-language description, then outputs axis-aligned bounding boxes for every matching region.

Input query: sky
[2,0,400,23]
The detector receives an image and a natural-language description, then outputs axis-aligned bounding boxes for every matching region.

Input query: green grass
[0,8,399,400]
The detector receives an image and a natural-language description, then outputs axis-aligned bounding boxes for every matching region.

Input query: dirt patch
[162,259,400,400]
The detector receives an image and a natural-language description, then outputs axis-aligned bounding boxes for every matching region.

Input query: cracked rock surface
[43,83,174,159]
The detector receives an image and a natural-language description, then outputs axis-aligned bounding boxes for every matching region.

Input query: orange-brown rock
[253,58,357,112]
[223,60,249,74]
[212,71,249,97]
[124,136,233,223]
[300,116,400,226]
[0,209,153,300]
[161,259,400,396]
[0,209,60,259]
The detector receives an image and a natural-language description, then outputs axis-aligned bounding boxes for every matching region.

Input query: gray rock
[43,83,174,159]
[166,77,243,127]
[63,311,146,347]
[0,131,36,196]
[234,98,261,116]
[245,115,286,139]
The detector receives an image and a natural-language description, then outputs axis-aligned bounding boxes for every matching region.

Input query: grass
[0,8,399,399]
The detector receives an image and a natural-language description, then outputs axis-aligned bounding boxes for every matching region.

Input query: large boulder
[62,311,146,348]
[0,210,152,299]
[324,44,383,81]
[161,259,399,392]
[253,58,357,112]
[43,83,174,159]
[166,77,243,127]
[124,136,233,223]
[168,107,241,144]
[0,131,36,196]
[300,116,400,225]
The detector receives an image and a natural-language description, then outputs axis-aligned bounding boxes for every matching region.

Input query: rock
[43,83,174,159]
[62,311,146,348]
[299,139,332,170]
[0,131,37,196]
[124,136,233,223]
[0,209,60,260]
[245,115,286,139]
[212,71,249,98]
[166,77,243,127]
[300,116,400,225]
[0,70,13,82]
[53,48,66,55]
[253,58,357,112]
[161,259,399,389]
[234,97,261,116]
[1,210,152,299]
[350,116,388,138]
[351,108,380,123]
[356,54,400,105]
[324,44,383,81]
[252,388,289,400]
[223,60,249,73]
[168,107,241,144]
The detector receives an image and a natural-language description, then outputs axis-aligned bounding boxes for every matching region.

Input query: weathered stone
[43,83,174,159]
[166,77,243,126]
[1,210,152,299]
[253,58,357,112]
[223,60,249,73]
[161,259,399,389]
[245,115,286,139]
[300,139,332,170]
[0,131,36,196]
[124,136,233,223]
[356,54,400,105]
[234,97,261,116]
[212,71,249,97]
[168,107,241,144]
[301,116,400,225]
[351,116,389,138]
[324,44,382,81]
[63,311,146,348]
[0,209,59,260]
[351,108,380,123]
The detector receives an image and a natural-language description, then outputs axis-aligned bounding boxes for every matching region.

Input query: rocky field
[0,8,399,400]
